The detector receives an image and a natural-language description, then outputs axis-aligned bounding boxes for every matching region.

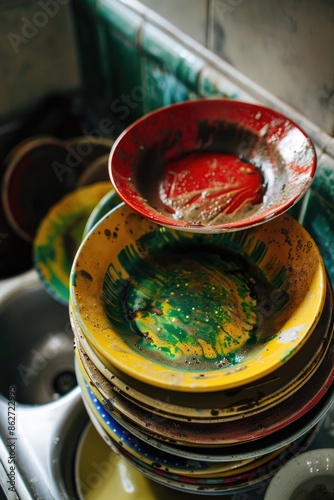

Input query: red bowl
[109,99,316,233]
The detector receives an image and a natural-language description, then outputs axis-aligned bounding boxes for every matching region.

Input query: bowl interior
[70,204,325,392]
[72,276,333,421]
[74,419,203,500]
[109,99,316,233]
[264,448,334,499]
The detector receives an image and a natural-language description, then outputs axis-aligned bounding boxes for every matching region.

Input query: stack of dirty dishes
[69,99,334,496]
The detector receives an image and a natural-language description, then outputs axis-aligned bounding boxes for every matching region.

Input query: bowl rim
[70,204,326,393]
[72,277,333,424]
[2,135,67,242]
[109,98,317,233]
[33,181,111,305]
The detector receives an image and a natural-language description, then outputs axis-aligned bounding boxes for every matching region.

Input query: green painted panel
[141,23,204,92]
[70,0,105,95]
[302,189,334,287]
[96,0,144,122]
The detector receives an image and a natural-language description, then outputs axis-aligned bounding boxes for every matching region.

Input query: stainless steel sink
[0,386,87,499]
[0,276,76,405]
[0,271,88,499]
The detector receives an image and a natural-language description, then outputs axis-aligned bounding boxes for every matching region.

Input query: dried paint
[102,228,289,372]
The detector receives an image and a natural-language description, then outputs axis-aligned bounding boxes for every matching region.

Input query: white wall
[138,0,334,137]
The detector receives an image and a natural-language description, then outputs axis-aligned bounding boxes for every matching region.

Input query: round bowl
[2,136,70,242]
[74,330,332,462]
[76,359,286,480]
[264,448,334,499]
[34,182,111,304]
[109,99,316,233]
[71,277,333,422]
[74,317,334,447]
[78,365,322,497]
[2,135,114,242]
[70,203,325,393]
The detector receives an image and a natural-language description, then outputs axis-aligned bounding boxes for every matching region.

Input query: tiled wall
[138,0,334,138]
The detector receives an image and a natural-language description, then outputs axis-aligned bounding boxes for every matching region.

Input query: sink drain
[53,371,77,396]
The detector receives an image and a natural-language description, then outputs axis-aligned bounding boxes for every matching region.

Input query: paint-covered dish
[34,182,111,304]
[70,276,333,424]
[70,203,325,393]
[77,360,321,496]
[109,99,316,233]
[74,319,334,447]
[1,135,114,243]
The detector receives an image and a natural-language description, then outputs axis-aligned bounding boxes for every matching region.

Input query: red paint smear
[159,152,264,216]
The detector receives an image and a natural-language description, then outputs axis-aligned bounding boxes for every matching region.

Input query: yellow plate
[34,182,111,304]
[74,422,189,500]
[70,204,326,392]
[77,355,288,480]
[70,281,332,422]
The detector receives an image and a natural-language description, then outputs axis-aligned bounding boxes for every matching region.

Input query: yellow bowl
[34,182,111,304]
[70,280,333,422]
[70,204,326,392]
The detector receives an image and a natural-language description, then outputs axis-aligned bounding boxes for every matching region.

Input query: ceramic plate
[2,136,71,242]
[74,320,334,447]
[70,204,325,392]
[80,380,321,496]
[109,99,316,233]
[74,422,189,500]
[79,353,331,462]
[2,135,114,242]
[77,341,315,482]
[75,337,259,467]
[72,277,333,422]
[34,182,111,304]
[77,364,291,484]
[75,358,249,478]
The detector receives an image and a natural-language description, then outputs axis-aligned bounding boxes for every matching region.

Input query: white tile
[211,0,334,136]
[136,0,208,46]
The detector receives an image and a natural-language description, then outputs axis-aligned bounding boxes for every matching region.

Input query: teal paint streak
[101,227,288,371]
